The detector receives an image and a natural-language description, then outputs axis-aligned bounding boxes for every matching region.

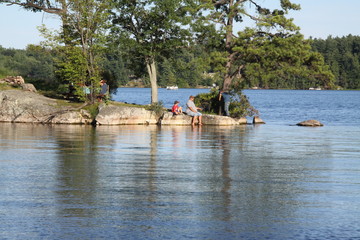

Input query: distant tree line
[0,44,213,92]
[2,34,360,93]
[311,35,360,89]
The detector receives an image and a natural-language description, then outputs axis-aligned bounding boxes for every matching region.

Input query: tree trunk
[146,56,158,103]
[222,62,233,91]
[222,0,234,92]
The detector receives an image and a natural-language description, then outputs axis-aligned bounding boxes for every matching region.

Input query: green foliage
[229,93,259,118]
[38,0,112,102]
[0,45,58,90]
[0,82,15,90]
[83,103,100,120]
[158,47,211,88]
[146,101,166,118]
[197,0,335,91]
[194,89,222,114]
[233,30,335,89]
[101,47,132,88]
[2,0,360,95]
[312,35,360,89]
[110,0,200,103]
[194,88,258,117]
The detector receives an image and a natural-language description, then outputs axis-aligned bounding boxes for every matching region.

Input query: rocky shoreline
[0,89,263,126]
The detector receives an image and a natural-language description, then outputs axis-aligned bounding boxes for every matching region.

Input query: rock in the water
[95,104,158,125]
[296,119,324,127]
[159,112,248,126]
[253,116,265,124]
[160,112,192,125]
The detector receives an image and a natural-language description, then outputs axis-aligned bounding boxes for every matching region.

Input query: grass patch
[111,101,146,108]
[83,103,100,119]
[145,101,167,118]
[54,99,84,108]
[0,83,19,91]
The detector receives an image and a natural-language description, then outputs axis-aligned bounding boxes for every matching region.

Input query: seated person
[185,95,202,126]
[172,100,183,115]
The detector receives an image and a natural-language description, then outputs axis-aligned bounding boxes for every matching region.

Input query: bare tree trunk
[146,56,158,103]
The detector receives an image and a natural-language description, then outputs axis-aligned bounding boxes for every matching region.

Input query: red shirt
[172,104,179,113]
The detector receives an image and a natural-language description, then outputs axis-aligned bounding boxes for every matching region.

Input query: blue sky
[1,0,360,49]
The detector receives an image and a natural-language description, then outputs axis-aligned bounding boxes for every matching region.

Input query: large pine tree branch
[1,0,64,14]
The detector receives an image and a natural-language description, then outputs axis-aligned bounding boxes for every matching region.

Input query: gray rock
[21,83,37,92]
[95,104,158,125]
[50,111,92,124]
[296,119,324,127]
[160,112,247,125]
[0,90,90,124]
[0,76,25,86]
[253,116,265,124]
[160,112,192,125]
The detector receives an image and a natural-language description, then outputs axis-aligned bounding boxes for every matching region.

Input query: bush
[194,88,222,114]
[146,101,166,118]
[194,88,258,118]
[229,93,258,118]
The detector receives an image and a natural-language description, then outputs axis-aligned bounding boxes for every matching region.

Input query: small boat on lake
[309,87,322,90]
[166,86,178,90]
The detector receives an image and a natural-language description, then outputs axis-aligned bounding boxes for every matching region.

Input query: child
[172,100,183,115]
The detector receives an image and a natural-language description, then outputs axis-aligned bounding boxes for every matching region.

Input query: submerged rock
[296,119,324,127]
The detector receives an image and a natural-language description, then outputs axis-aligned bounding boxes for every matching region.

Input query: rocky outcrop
[0,89,258,126]
[296,119,324,127]
[21,83,37,92]
[159,112,247,125]
[0,90,91,124]
[0,76,25,86]
[0,76,37,92]
[95,104,158,125]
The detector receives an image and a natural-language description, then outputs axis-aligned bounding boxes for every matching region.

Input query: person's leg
[192,116,197,126]
[225,101,230,116]
[198,115,202,125]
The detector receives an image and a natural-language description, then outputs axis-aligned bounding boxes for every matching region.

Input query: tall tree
[199,0,334,90]
[110,0,198,103]
[39,0,111,101]
[2,0,111,101]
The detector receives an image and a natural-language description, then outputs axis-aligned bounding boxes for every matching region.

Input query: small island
[0,76,264,126]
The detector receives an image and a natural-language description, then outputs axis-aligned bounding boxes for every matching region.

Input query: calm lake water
[1,89,360,240]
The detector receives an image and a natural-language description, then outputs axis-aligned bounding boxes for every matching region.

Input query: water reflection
[53,126,100,219]
[0,123,360,239]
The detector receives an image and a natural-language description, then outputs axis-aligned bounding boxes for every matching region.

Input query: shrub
[229,93,258,118]
[195,88,258,118]
[146,101,166,118]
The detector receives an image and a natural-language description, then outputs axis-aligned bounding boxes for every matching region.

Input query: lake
[0,89,359,240]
